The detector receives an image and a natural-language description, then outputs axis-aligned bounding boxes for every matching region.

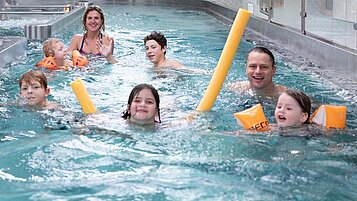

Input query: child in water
[19,69,59,109]
[274,89,311,128]
[74,83,161,134]
[37,38,73,70]
[122,84,161,125]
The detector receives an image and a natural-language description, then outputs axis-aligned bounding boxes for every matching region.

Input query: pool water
[1,4,357,200]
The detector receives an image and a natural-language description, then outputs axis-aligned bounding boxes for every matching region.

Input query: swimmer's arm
[177,66,210,75]
[72,125,132,138]
[228,81,250,91]
[169,60,210,75]
[105,54,118,64]
[221,129,268,135]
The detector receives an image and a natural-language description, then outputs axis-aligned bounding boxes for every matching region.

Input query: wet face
[128,88,158,125]
[20,80,49,107]
[53,41,67,60]
[145,40,166,65]
[274,93,308,128]
[85,10,103,32]
[246,51,276,90]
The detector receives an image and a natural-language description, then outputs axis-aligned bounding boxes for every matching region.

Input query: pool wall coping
[88,0,357,81]
[0,37,27,69]
[1,0,356,82]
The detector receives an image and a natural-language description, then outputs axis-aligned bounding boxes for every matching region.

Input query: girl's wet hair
[122,84,161,123]
[19,69,48,89]
[284,89,311,124]
[248,46,275,66]
[83,5,105,33]
[143,31,167,54]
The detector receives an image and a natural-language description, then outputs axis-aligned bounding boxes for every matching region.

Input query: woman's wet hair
[143,31,167,54]
[122,84,161,123]
[248,46,275,66]
[284,89,311,124]
[83,5,105,33]
[19,69,48,89]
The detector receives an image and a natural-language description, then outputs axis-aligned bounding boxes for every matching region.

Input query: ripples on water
[0,4,357,200]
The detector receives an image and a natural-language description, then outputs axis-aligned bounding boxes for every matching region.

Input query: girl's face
[53,42,67,61]
[20,80,49,107]
[85,10,103,32]
[145,40,166,65]
[128,88,158,125]
[274,93,308,128]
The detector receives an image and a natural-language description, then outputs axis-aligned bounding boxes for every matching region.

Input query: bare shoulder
[68,34,83,51]
[276,84,288,93]
[45,101,60,110]
[167,59,183,68]
[71,34,83,41]
[228,81,250,91]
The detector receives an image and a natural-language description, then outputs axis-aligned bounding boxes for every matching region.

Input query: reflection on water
[0,4,356,201]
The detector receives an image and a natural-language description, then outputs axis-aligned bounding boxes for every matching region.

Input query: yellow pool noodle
[196,9,251,111]
[70,79,97,114]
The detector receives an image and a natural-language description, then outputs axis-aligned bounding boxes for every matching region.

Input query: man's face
[246,51,276,90]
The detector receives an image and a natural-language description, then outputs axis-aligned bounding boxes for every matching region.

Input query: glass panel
[305,0,357,50]
[271,0,301,30]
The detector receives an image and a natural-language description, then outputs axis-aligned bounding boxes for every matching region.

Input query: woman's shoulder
[71,34,84,41]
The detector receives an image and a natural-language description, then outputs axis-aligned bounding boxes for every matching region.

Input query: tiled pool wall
[1,0,357,82]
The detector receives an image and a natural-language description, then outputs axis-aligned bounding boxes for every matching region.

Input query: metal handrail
[2,4,71,9]
[0,4,72,14]
[0,11,67,14]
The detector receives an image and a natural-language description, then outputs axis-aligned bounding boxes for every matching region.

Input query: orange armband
[72,50,87,67]
[234,104,269,131]
[35,56,59,70]
[311,105,347,128]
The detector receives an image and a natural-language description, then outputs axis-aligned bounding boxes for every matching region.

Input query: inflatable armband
[72,50,87,67]
[311,105,346,129]
[234,104,269,131]
[70,79,97,114]
[35,56,59,70]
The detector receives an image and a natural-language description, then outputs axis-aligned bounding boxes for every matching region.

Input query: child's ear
[299,112,308,123]
[49,49,54,57]
[162,46,167,54]
[45,88,50,96]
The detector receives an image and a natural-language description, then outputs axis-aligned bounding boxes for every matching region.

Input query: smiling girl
[122,84,161,126]
[274,89,311,128]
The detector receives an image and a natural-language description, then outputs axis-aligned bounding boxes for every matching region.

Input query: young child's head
[274,89,311,128]
[19,69,50,107]
[122,84,161,125]
[42,38,67,61]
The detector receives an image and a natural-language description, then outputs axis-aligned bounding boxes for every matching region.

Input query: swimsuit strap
[79,34,86,54]
[79,33,103,56]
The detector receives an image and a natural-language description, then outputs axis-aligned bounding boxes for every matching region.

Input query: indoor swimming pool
[1,3,357,200]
